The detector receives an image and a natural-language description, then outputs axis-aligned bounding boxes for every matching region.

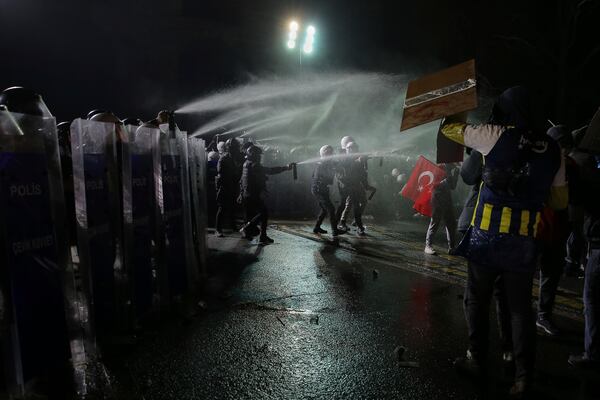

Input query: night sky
[0,0,599,127]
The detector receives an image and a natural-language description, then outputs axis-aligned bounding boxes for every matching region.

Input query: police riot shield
[70,118,130,343]
[0,111,71,396]
[154,128,198,307]
[122,124,159,321]
[188,137,208,278]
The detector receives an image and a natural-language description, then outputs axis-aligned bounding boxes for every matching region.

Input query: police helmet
[246,145,263,162]
[0,86,52,117]
[341,136,355,150]
[208,151,219,162]
[226,138,240,151]
[89,111,121,124]
[320,145,334,158]
[345,141,359,154]
[87,109,106,119]
[122,118,142,126]
[391,168,400,177]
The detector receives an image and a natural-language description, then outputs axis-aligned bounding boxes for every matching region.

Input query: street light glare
[289,21,299,31]
[307,25,316,35]
[303,45,313,54]
[287,40,296,49]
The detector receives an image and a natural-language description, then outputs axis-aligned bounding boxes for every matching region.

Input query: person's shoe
[258,235,274,244]
[509,379,530,399]
[536,317,560,336]
[424,245,436,255]
[358,228,366,236]
[332,229,346,237]
[313,227,327,234]
[454,349,484,377]
[215,230,224,238]
[568,353,600,369]
[338,221,348,231]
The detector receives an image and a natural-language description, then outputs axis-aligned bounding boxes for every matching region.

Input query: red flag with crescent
[400,156,446,217]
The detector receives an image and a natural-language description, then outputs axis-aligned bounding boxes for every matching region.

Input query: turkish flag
[401,156,446,217]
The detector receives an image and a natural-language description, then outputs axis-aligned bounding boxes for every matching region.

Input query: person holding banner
[440,87,568,397]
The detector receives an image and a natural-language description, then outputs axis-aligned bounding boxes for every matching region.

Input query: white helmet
[397,174,405,183]
[340,136,355,149]
[391,168,400,177]
[208,151,219,161]
[319,145,334,158]
[345,141,359,154]
[216,141,227,154]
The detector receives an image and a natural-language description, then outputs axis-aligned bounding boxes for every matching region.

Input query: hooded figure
[440,86,567,396]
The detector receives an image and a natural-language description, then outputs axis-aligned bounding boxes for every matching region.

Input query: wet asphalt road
[117,225,598,400]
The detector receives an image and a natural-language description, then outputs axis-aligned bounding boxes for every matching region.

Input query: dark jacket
[311,161,335,195]
[240,160,288,199]
[582,163,600,247]
[216,152,236,193]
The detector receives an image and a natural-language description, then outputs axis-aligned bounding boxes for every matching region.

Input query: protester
[535,125,576,336]
[424,163,459,254]
[441,87,568,397]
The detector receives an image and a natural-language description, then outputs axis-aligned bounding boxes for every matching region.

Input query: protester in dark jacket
[441,87,567,397]
[424,163,459,254]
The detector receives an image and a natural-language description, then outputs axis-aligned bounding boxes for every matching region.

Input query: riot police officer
[312,145,345,236]
[339,142,373,236]
[238,145,295,244]
[215,141,237,236]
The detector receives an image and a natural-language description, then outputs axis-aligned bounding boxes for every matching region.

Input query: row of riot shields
[0,112,208,398]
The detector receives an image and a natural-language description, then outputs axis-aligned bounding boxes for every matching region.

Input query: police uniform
[240,158,289,240]
[312,160,339,234]
[442,87,568,388]
[215,151,237,233]
[339,158,371,232]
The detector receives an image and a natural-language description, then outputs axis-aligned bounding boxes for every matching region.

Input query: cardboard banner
[0,113,71,395]
[400,59,477,132]
[579,107,600,154]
